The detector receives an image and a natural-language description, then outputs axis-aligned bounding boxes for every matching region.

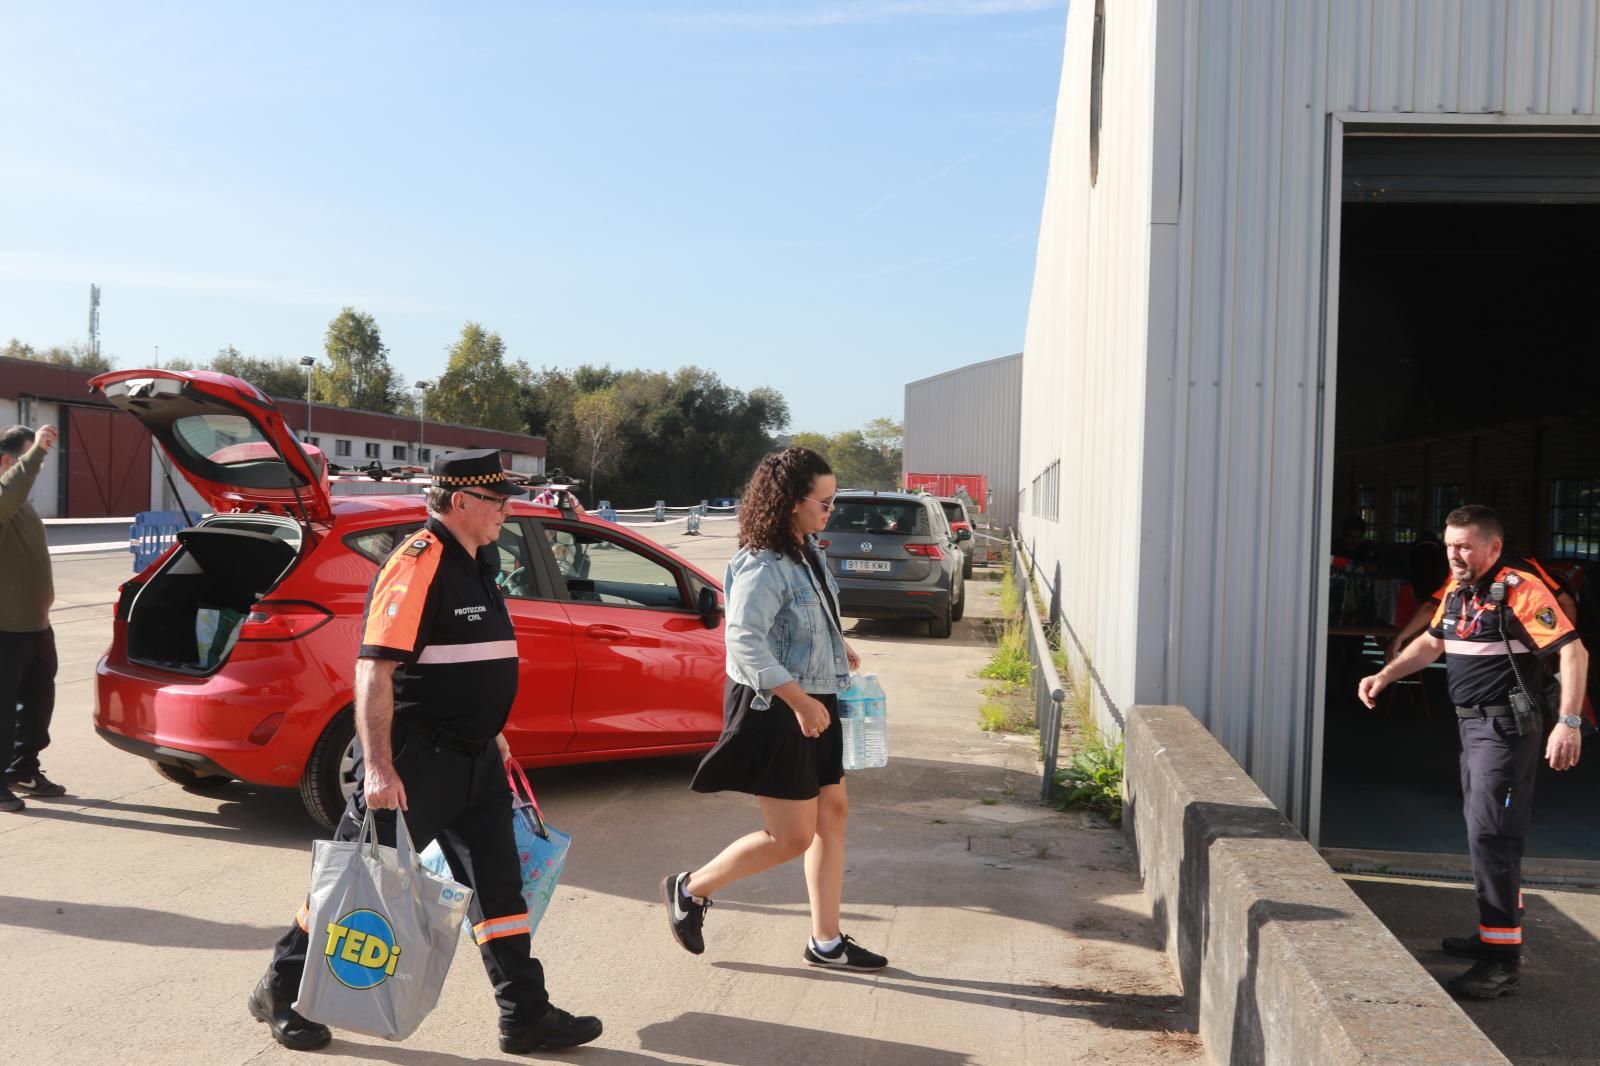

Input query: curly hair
[737,446,833,561]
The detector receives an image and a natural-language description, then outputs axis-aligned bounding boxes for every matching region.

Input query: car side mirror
[697,585,723,629]
[957,528,972,542]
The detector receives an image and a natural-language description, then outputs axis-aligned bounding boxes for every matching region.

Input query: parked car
[936,496,976,578]
[818,490,967,638]
[89,368,727,828]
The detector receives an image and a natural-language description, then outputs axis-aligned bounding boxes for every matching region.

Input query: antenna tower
[87,284,102,361]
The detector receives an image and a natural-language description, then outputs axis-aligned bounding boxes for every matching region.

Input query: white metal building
[1018,1,1600,841]
[902,353,1023,530]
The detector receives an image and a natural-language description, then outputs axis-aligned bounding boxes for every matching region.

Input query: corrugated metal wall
[1021,0,1600,827]
[902,353,1024,529]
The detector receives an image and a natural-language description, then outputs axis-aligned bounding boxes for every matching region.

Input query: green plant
[1051,739,1124,824]
[980,796,999,806]
[980,625,1030,685]
[997,561,1022,625]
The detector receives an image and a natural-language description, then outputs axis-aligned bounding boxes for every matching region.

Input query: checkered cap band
[435,473,506,486]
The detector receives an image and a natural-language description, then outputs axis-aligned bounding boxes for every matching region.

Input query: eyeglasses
[805,495,836,511]
[460,489,512,512]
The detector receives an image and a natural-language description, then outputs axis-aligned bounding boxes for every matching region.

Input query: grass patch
[978,681,1035,734]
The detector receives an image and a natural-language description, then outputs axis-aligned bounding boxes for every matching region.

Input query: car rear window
[344,522,426,565]
[941,502,967,524]
[826,500,930,537]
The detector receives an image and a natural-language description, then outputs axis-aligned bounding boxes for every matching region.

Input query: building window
[1391,487,1418,544]
[335,439,351,457]
[1551,479,1599,560]
[1431,483,1464,536]
[365,442,380,459]
[392,444,406,460]
[1088,0,1105,186]
[303,434,320,447]
[419,447,431,463]
[1030,460,1060,520]
[1355,486,1378,540]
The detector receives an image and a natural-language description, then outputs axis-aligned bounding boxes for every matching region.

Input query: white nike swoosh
[672,883,690,922]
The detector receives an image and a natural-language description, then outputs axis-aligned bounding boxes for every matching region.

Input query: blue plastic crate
[129,511,188,572]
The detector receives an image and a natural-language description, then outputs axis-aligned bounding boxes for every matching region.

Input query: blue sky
[0,1,1066,434]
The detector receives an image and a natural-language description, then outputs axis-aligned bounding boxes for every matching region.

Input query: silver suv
[819,490,967,638]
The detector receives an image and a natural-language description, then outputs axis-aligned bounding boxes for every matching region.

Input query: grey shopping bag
[294,808,474,1040]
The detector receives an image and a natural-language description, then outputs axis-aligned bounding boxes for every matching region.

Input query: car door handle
[585,624,630,643]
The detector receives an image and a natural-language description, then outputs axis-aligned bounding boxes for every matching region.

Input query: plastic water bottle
[860,674,889,769]
[838,675,869,771]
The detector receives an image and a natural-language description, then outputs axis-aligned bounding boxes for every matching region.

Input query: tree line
[4,311,902,505]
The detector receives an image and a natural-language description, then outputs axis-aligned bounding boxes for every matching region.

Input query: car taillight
[817,539,831,549]
[950,521,970,532]
[238,601,333,642]
[115,579,145,621]
[905,543,943,559]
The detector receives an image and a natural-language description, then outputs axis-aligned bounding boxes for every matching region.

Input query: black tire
[962,554,974,579]
[149,759,232,791]
[951,579,966,622]
[929,599,953,639]
[300,708,358,831]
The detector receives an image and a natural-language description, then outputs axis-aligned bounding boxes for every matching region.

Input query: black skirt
[690,678,844,801]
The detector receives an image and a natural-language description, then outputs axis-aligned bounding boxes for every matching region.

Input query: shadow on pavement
[845,617,994,651]
[639,1012,974,1065]
[1349,877,1600,1065]
[712,962,1188,1030]
[338,1042,675,1065]
[13,787,320,851]
[0,896,281,948]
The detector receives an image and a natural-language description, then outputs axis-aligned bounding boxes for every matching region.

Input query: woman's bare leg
[685,796,817,898]
[804,781,848,940]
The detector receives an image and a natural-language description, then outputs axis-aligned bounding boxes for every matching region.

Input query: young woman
[660,447,888,971]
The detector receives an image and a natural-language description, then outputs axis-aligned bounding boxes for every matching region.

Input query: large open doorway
[1319,134,1600,859]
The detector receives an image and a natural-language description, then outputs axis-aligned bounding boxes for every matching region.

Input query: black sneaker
[1445,956,1520,1000]
[8,773,66,797]
[500,1005,603,1053]
[661,871,711,955]
[804,933,887,971]
[0,788,22,813]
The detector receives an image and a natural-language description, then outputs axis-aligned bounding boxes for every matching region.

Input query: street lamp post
[414,380,433,464]
[299,356,317,440]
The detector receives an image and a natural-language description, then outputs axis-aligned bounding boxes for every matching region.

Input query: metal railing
[1009,531,1065,802]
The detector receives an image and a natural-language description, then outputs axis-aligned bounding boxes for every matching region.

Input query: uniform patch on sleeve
[402,538,431,558]
[1537,606,1557,629]
[1504,573,1521,587]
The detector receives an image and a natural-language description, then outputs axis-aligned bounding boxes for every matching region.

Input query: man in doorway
[0,424,67,812]
[1359,504,1589,999]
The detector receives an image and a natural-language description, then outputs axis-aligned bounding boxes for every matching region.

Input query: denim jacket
[724,539,850,709]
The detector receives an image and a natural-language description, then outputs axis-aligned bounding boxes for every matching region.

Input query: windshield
[826,500,929,537]
[941,502,966,524]
[165,412,308,489]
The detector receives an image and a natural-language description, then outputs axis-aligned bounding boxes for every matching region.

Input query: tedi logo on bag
[324,909,402,989]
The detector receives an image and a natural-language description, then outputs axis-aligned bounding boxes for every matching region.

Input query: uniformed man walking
[1360,504,1589,999]
[249,450,602,1052]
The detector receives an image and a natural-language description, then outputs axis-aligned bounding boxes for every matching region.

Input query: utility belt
[397,718,491,755]
[1455,704,1513,720]
[1455,694,1541,735]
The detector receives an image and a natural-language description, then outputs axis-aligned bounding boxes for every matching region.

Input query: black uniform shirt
[358,516,518,742]
[1428,557,1578,708]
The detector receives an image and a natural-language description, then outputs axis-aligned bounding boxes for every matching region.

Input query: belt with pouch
[1455,704,1514,720]
[399,719,490,754]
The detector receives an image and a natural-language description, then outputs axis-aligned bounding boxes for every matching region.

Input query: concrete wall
[902,353,1022,530]
[1123,704,1507,1066]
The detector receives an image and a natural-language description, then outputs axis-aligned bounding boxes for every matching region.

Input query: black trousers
[268,725,549,1022]
[0,627,57,780]
[1459,716,1541,954]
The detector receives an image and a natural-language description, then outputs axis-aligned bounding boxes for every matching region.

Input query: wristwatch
[1559,714,1584,729]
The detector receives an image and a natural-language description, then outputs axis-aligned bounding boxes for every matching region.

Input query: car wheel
[300,707,357,831]
[951,579,966,622]
[929,599,953,639]
[962,553,974,579]
[149,759,232,791]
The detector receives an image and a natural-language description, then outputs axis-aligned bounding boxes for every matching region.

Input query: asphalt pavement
[1,528,1200,1065]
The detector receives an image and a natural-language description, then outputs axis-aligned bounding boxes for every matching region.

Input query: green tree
[2,338,113,371]
[316,308,399,413]
[426,322,526,432]
[862,416,903,460]
[573,387,626,498]
[785,419,902,491]
[209,346,312,398]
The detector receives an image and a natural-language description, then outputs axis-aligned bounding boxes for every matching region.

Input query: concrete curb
[1123,705,1507,1065]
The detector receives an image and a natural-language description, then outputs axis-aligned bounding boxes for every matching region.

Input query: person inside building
[249,449,602,1054]
[661,446,888,972]
[0,424,67,811]
[1358,504,1589,1000]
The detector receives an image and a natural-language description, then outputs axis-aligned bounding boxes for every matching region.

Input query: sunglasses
[460,489,513,511]
[804,495,837,511]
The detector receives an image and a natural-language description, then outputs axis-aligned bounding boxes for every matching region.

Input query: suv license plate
[844,559,892,573]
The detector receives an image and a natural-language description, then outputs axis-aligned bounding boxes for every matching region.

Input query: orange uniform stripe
[472,913,531,945]
[362,533,445,654]
[295,902,310,932]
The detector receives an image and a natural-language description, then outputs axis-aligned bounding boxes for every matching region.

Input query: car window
[344,522,426,564]
[827,500,929,537]
[941,502,967,524]
[542,525,687,610]
[492,520,538,599]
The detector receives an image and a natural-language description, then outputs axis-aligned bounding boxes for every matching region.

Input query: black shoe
[1442,933,1508,961]
[7,773,66,797]
[661,871,711,956]
[1445,956,1521,1000]
[499,1006,603,1053]
[247,975,332,1051]
[804,933,888,971]
[0,788,22,813]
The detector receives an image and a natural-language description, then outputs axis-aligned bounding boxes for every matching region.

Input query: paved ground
[4,524,1200,1065]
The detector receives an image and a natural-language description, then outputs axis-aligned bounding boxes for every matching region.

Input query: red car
[90,369,726,828]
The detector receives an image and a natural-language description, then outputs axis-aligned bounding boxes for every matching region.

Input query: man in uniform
[249,450,602,1053]
[1360,504,1588,999]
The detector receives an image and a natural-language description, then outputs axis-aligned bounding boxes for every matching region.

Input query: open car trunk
[126,517,302,673]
